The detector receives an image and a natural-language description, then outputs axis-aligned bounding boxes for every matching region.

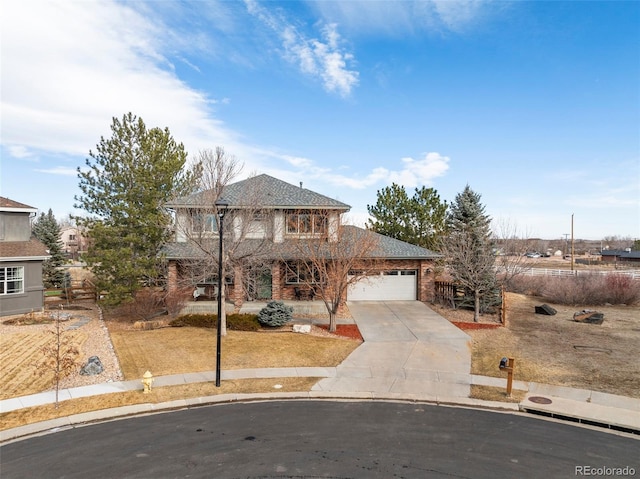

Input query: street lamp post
[215,198,229,387]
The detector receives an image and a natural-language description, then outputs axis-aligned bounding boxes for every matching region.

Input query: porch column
[271,262,282,300]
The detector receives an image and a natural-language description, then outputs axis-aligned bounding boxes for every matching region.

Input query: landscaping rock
[293,324,311,334]
[535,304,557,316]
[573,310,605,325]
[80,356,104,375]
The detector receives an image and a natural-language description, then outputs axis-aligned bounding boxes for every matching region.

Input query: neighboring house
[0,197,49,317]
[60,226,87,260]
[163,174,440,307]
[601,249,640,264]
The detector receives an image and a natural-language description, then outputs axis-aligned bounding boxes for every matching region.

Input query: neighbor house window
[0,266,24,295]
[286,211,327,235]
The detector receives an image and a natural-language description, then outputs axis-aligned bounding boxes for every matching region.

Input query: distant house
[163,174,440,307]
[600,249,640,264]
[0,197,49,317]
[60,226,87,260]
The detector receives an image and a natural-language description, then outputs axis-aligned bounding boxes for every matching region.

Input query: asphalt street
[2,401,638,479]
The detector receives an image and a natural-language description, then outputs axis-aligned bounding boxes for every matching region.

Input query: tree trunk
[474,289,480,322]
[328,310,337,333]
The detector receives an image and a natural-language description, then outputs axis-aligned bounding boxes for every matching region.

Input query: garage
[347,270,417,301]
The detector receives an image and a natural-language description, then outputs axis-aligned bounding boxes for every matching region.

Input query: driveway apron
[313,301,472,398]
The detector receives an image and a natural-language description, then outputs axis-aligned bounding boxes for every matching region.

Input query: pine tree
[32,209,66,288]
[75,113,195,306]
[444,185,497,321]
[367,183,447,250]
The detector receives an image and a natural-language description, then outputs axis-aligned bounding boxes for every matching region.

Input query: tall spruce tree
[444,185,497,321]
[367,183,447,250]
[75,113,194,306]
[32,209,66,288]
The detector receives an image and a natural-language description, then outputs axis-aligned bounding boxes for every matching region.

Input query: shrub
[506,272,640,306]
[169,313,260,331]
[258,301,293,327]
[169,314,215,328]
[226,313,261,331]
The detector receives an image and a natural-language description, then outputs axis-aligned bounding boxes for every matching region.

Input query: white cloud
[309,0,499,36]
[246,2,359,97]
[34,166,79,177]
[8,146,33,159]
[0,0,242,164]
[274,151,449,190]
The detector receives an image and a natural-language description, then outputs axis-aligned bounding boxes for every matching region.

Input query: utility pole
[570,213,575,271]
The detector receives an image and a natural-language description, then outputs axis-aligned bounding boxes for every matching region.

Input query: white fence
[520,268,640,281]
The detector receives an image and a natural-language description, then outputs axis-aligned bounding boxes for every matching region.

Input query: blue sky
[1,0,638,240]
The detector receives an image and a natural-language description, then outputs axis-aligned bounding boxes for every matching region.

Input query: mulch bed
[452,322,502,331]
[318,324,363,341]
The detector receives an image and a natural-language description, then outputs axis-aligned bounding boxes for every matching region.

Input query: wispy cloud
[34,166,79,177]
[276,151,450,190]
[309,0,500,36]
[246,1,359,97]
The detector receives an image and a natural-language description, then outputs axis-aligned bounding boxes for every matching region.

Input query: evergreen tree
[75,113,195,306]
[444,185,497,321]
[32,209,65,288]
[367,183,447,250]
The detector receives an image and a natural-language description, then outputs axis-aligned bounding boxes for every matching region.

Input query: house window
[68,234,76,241]
[0,266,24,295]
[191,212,219,234]
[286,211,327,235]
[285,262,320,284]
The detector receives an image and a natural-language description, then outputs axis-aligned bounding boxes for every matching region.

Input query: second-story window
[191,211,219,234]
[286,211,327,235]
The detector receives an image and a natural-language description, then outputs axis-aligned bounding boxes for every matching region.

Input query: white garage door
[348,270,417,301]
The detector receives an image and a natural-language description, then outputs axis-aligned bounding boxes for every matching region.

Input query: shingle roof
[166,174,350,210]
[0,238,50,260]
[0,197,37,211]
[161,226,440,261]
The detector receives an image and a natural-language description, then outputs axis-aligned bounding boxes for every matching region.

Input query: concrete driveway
[313,301,472,398]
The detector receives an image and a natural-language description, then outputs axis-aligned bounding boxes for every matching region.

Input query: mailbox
[499,357,508,370]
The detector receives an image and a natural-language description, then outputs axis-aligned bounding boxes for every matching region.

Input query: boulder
[293,324,311,334]
[573,310,604,325]
[535,304,557,316]
[80,356,104,375]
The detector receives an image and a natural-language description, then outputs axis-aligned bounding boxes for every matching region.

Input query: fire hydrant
[142,370,154,394]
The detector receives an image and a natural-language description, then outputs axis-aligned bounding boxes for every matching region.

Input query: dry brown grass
[436,293,640,398]
[0,329,87,400]
[0,377,318,430]
[109,327,360,380]
[470,385,526,403]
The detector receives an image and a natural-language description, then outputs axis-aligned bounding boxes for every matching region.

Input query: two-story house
[163,174,440,308]
[0,197,49,317]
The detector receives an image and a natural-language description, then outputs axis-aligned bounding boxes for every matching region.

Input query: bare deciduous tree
[36,309,80,408]
[491,218,535,288]
[174,148,273,334]
[285,212,381,332]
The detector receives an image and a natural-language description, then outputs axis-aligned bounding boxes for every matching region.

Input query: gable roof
[0,197,37,213]
[166,174,350,210]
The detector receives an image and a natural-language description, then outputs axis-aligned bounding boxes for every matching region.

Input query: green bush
[258,300,293,327]
[169,313,260,331]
